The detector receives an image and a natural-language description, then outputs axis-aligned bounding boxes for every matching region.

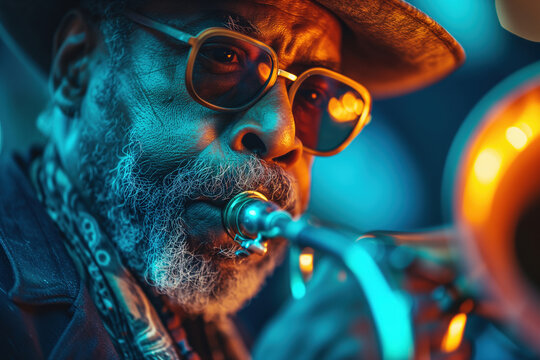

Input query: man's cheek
[127,112,209,173]
[125,102,220,164]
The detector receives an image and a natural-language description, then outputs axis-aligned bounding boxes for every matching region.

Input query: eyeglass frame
[126,11,372,156]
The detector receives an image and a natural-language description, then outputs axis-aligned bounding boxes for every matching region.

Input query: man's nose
[229,79,302,168]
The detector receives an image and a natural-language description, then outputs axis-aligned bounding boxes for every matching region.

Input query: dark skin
[45,1,391,357]
[43,1,354,356]
[49,0,342,252]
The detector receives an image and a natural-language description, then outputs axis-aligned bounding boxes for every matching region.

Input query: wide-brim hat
[0,0,465,98]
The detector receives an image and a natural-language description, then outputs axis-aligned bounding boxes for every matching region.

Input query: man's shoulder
[0,149,119,359]
[0,149,79,303]
[0,149,80,358]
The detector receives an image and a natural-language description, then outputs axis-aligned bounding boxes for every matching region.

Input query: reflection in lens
[192,35,273,109]
[293,74,366,153]
[328,92,364,123]
[257,62,271,82]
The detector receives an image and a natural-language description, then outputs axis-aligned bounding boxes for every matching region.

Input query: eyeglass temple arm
[125,11,192,44]
[277,69,297,82]
[127,13,301,83]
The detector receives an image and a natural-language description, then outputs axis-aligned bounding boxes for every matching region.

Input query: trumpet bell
[449,61,540,352]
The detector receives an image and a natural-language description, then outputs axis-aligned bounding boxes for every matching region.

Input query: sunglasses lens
[292,74,367,153]
[192,35,274,109]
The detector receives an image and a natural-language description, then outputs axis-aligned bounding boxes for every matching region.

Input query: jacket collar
[0,151,79,305]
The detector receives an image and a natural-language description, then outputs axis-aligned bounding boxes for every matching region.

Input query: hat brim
[0,0,464,98]
[317,0,465,98]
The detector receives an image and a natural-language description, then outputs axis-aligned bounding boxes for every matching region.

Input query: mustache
[112,144,298,213]
[182,157,297,211]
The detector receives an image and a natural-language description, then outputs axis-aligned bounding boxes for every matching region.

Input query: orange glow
[328,97,343,118]
[257,62,271,81]
[473,148,502,184]
[460,85,540,225]
[342,92,356,112]
[506,126,528,150]
[441,313,467,353]
[299,254,313,273]
[455,83,540,352]
[518,122,533,138]
[299,248,314,275]
[328,91,363,123]
[354,98,364,116]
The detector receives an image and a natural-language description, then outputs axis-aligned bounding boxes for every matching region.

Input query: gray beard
[80,71,297,318]
[106,139,296,317]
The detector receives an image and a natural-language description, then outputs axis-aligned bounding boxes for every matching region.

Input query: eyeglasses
[126,12,372,156]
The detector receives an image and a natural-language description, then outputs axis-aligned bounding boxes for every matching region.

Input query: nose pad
[229,80,302,168]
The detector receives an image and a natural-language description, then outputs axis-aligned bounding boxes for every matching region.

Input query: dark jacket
[0,151,119,359]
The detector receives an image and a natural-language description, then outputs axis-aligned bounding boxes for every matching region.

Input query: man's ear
[50,10,96,115]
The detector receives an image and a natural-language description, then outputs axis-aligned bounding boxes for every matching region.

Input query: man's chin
[161,237,287,319]
[162,264,269,319]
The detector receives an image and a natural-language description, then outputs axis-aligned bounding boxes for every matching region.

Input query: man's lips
[187,197,225,208]
[185,195,291,263]
[192,191,295,214]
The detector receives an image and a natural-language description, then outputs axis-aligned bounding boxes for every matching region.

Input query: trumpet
[223,61,540,359]
[223,190,415,360]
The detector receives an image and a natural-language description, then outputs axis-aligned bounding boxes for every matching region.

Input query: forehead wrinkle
[271,24,340,72]
[233,2,341,70]
[254,1,339,32]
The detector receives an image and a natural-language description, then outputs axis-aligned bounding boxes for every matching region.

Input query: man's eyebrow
[177,10,261,36]
[222,14,261,36]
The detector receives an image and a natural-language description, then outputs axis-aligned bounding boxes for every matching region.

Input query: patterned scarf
[31,145,199,360]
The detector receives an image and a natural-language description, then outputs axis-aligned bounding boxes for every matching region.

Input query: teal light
[410,0,504,66]
[288,235,414,357]
[289,246,307,299]
[290,276,306,300]
[344,245,414,360]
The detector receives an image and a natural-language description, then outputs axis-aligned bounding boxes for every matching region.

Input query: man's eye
[211,48,238,63]
[201,46,240,64]
[298,88,327,107]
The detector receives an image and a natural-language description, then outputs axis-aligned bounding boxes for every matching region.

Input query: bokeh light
[506,126,528,150]
[473,148,502,184]
[441,313,468,353]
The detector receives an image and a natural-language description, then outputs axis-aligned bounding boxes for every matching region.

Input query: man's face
[73,0,341,316]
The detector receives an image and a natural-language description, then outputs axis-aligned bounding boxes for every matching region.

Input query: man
[0,0,463,358]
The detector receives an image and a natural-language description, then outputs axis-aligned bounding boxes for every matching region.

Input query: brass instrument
[224,61,540,359]
[443,61,540,355]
